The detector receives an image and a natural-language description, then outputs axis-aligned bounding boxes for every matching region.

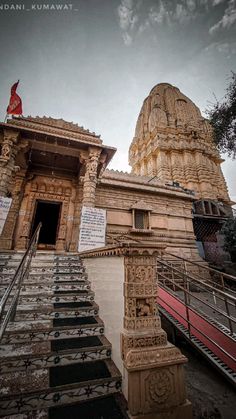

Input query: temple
[129,83,233,263]
[0,113,199,261]
[0,84,232,263]
[0,83,234,419]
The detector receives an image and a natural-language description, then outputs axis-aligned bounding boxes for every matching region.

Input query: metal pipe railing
[0,222,42,341]
[157,268,236,328]
[157,257,236,305]
[165,251,236,287]
[156,258,236,335]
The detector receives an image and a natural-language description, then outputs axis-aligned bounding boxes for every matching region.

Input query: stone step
[0,409,48,419]
[54,273,88,281]
[25,254,80,259]
[0,251,124,418]
[0,254,12,262]
[0,359,121,416]
[7,254,82,262]
[3,290,95,305]
[0,272,88,282]
[0,335,111,373]
[27,281,90,292]
[5,260,84,268]
[0,274,88,286]
[2,317,104,344]
[0,266,86,275]
[0,281,91,294]
[13,302,99,321]
[49,394,128,419]
[0,258,11,267]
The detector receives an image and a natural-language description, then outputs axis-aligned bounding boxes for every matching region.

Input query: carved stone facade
[0,116,115,251]
[120,246,192,419]
[0,115,201,257]
[129,83,230,204]
[129,83,233,264]
[96,169,200,260]
[14,175,74,251]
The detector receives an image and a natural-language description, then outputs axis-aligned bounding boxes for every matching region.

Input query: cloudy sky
[0,0,235,200]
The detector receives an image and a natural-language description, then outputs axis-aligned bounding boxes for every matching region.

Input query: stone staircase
[0,252,127,419]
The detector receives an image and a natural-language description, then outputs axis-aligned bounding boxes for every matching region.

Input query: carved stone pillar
[65,186,76,251]
[16,191,35,250]
[121,248,192,419]
[69,182,83,252]
[0,130,19,196]
[82,147,101,207]
[0,169,26,250]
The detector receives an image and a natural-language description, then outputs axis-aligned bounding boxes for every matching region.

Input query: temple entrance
[31,200,61,248]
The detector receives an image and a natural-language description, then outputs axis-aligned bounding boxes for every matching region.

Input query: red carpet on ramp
[158,287,236,372]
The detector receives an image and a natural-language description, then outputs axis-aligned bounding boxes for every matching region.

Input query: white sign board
[78,206,106,252]
[0,197,12,235]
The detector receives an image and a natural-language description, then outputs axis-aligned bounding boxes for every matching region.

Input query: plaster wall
[82,256,124,374]
[107,210,131,226]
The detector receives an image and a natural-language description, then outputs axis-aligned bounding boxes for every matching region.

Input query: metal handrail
[0,222,42,341]
[157,266,236,328]
[157,257,236,334]
[165,251,236,284]
[157,257,236,305]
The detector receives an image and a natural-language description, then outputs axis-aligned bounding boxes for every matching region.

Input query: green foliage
[221,217,236,252]
[207,73,236,158]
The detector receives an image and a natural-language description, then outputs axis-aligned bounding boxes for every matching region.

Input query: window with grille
[134,210,148,229]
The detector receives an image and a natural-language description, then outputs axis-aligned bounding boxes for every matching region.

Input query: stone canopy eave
[0,120,117,170]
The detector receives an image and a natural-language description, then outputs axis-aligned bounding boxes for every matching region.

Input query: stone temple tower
[129,83,232,263]
[129,83,230,203]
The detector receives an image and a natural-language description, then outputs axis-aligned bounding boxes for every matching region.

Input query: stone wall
[95,174,201,261]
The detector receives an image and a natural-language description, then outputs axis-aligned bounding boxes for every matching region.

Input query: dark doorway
[31,201,61,245]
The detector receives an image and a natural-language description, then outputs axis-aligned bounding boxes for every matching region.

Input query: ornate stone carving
[136,298,152,316]
[1,141,11,161]
[123,344,186,369]
[8,116,102,144]
[82,147,102,207]
[129,82,230,204]
[147,369,172,404]
[124,283,158,297]
[121,334,167,356]
[119,245,191,418]
[0,131,19,197]
[86,155,99,180]
[124,316,160,331]
[14,175,74,251]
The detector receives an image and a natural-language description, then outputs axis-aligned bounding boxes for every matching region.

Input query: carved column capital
[98,153,107,178]
[82,147,102,207]
[85,147,102,180]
